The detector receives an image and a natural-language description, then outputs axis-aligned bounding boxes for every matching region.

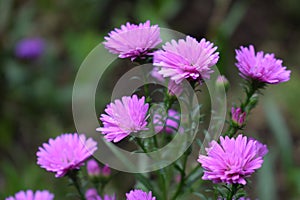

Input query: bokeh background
[1,0,299,199]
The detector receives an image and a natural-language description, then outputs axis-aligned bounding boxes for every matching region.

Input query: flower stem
[225,80,265,138]
[136,138,148,153]
[171,151,188,200]
[68,170,85,200]
[226,184,239,200]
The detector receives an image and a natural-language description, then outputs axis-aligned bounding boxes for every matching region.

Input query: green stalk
[68,170,85,200]
[226,184,239,200]
[225,80,265,138]
[171,152,188,200]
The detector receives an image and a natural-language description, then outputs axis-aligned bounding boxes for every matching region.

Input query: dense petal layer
[97,95,149,142]
[198,134,268,185]
[153,36,219,84]
[37,133,97,177]
[103,20,162,60]
[235,45,291,84]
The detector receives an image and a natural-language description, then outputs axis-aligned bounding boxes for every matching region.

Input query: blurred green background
[0,0,300,199]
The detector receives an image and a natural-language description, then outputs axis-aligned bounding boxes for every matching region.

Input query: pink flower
[103,20,161,60]
[153,36,219,84]
[231,107,246,127]
[6,190,54,200]
[97,95,149,142]
[235,45,291,84]
[153,109,180,134]
[126,189,156,200]
[37,133,97,178]
[198,134,268,185]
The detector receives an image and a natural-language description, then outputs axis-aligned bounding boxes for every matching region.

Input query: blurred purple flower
[6,190,54,200]
[87,159,101,177]
[235,45,291,84]
[97,95,149,143]
[37,133,97,178]
[85,188,101,200]
[85,188,116,200]
[218,197,251,200]
[231,107,246,127]
[103,20,162,60]
[153,109,180,134]
[126,189,156,200]
[15,37,45,60]
[198,134,268,185]
[153,36,219,84]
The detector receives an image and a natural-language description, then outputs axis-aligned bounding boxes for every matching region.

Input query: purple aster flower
[153,109,180,134]
[15,37,45,60]
[85,188,116,200]
[85,188,101,200]
[197,134,268,185]
[37,133,97,178]
[153,36,219,84]
[235,45,291,84]
[126,189,156,200]
[231,107,246,127]
[87,159,101,177]
[97,95,149,143]
[103,20,162,60]
[5,190,54,200]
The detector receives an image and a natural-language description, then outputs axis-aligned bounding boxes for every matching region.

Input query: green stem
[68,170,85,200]
[171,152,188,200]
[158,169,168,200]
[136,138,148,153]
[224,80,265,138]
[226,184,239,200]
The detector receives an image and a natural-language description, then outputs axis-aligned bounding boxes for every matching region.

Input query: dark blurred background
[0,0,300,199]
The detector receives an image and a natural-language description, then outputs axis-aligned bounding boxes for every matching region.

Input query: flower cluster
[6,20,291,200]
[153,109,180,134]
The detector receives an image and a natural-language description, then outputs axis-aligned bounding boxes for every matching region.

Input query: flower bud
[216,75,229,91]
[87,159,101,177]
[231,107,246,127]
[101,164,111,177]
